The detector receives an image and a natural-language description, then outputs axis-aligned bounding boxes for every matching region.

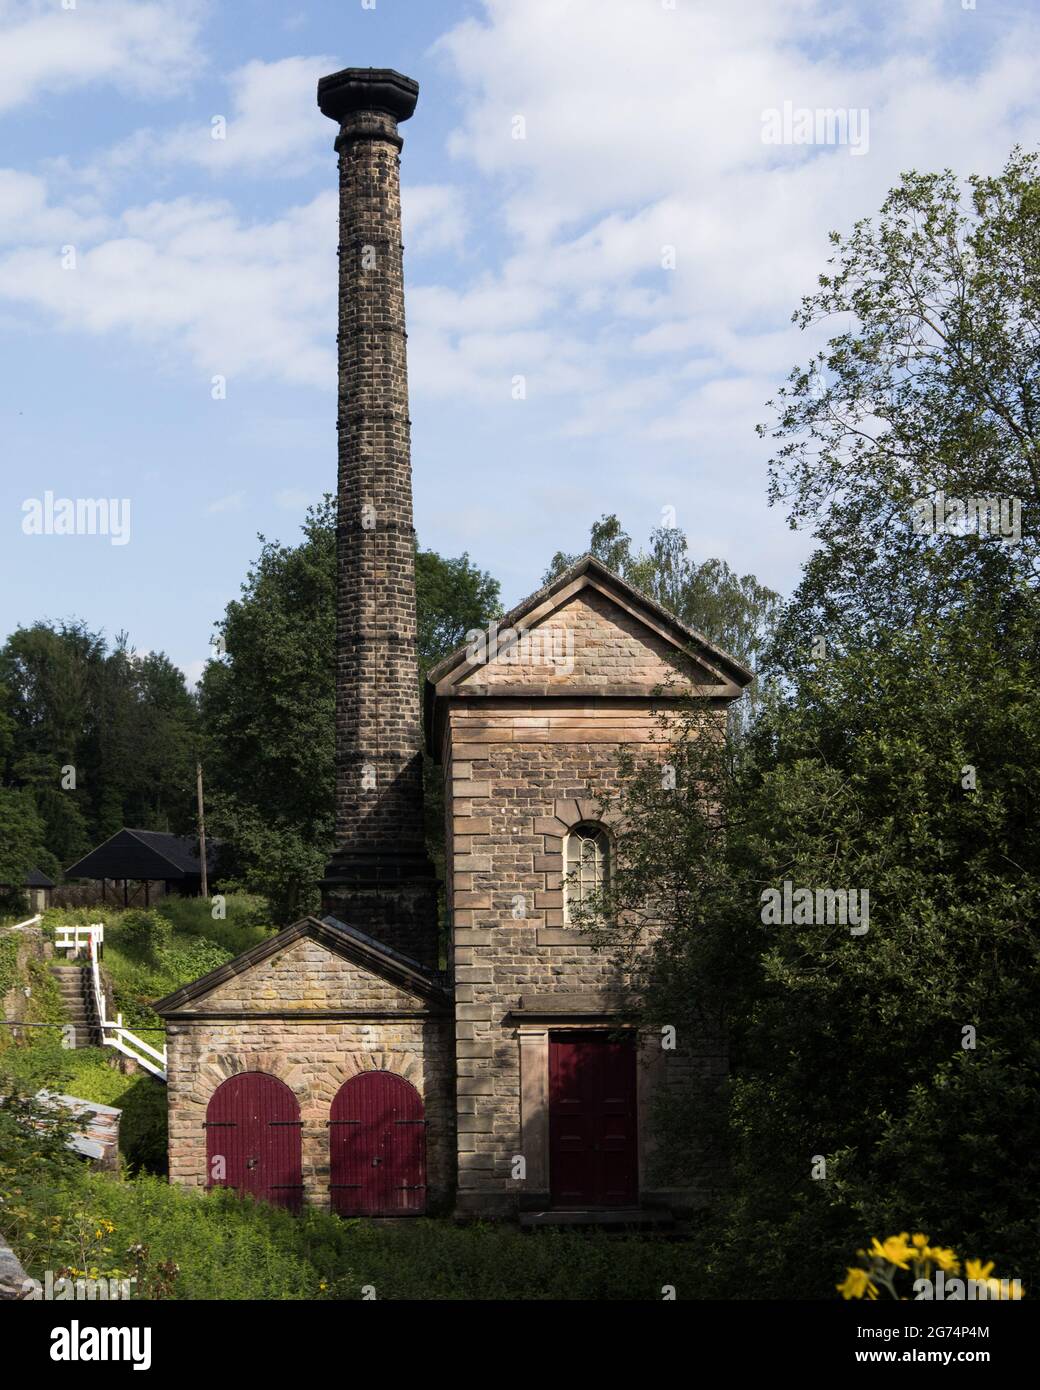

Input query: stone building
[155,66,751,1221]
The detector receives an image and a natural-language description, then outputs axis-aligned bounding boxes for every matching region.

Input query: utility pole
[196,761,208,900]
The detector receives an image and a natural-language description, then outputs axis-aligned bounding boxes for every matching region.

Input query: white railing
[54,922,100,956]
[8,913,42,931]
[66,923,168,1082]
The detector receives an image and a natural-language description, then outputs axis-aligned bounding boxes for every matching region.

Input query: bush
[109,909,173,964]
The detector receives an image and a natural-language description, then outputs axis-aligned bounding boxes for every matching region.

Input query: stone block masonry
[317,69,438,967]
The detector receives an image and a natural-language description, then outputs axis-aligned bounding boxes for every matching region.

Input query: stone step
[519,1207,675,1230]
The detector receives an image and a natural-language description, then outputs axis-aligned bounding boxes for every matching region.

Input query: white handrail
[7,913,42,931]
[71,923,168,1082]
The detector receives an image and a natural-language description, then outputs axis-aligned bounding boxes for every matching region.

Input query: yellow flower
[965,1259,995,1282]
[837,1267,879,1300]
[911,1233,929,1250]
[869,1234,914,1270]
[926,1246,959,1273]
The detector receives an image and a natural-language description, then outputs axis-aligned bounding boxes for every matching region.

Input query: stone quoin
[156,65,752,1220]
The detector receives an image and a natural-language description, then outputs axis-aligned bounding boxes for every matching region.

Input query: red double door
[330,1072,427,1216]
[205,1073,303,1210]
[549,1031,638,1207]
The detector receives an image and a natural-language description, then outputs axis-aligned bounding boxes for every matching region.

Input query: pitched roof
[152,914,450,1017]
[425,553,754,750]
[64,828,222,882]
[25,868,55,888]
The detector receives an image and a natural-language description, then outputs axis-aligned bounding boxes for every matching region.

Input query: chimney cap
[317,67,419,124]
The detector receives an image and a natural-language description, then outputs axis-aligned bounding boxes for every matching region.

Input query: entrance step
[519,1207,674,1230]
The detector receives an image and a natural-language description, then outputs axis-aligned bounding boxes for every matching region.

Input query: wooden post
[197,761,209,900]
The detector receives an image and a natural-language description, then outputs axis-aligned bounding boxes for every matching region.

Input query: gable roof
[152,914,450,1017]
[0,867,55,889]
[425,553,754,751]
[64,829,222,882]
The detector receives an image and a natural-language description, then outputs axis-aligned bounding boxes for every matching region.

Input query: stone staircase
[50,964,100,1047]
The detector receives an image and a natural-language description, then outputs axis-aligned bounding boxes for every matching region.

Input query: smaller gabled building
[0,867,55,914]
[154,916,454,1215]
[65,829,222,905]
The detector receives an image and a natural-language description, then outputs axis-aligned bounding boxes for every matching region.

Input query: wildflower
[837,1267,878,1300]
[965,1259,995,1282]
[869,1233,914,1270]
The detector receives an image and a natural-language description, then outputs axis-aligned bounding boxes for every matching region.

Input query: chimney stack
[317,67,437,966]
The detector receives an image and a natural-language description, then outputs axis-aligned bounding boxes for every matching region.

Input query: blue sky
[1,0,1038,683]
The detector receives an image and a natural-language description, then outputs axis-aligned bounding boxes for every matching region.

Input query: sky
[1,0,1038,685]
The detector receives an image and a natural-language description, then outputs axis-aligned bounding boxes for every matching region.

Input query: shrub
[109,910,172,964]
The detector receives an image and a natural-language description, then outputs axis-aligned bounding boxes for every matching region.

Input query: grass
[9,1169,706,1300]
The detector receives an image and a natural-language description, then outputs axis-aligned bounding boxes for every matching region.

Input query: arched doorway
[205,1072,303,1211]
[329,1071,426,1216]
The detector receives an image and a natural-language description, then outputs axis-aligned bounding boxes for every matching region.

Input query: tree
[199,496,500,919]
[0,622,197,869]
[545,514,780,699]
[0,787,49,904]
[759,147,1040,669]
[602,594,1040,1296]
[598,146,1040,1296]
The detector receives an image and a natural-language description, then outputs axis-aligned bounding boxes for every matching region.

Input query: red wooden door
[329,1072,426,1216]
[549,1032,638,1207]
[205,1073,303,1211]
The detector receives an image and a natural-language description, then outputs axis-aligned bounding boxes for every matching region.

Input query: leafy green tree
[598,147,1040,1297]
[601,595,1040,1296]
[0,787,49,905]
[759,147,1040,669]
[545,514,780,697]
[199,496,500,920]
[0,623,197,869]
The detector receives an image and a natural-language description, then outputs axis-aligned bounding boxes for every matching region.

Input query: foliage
[759,147,1040,671]
[4,1166,709,1300]
[198,496,500,919]
[600,589,1040,1298]
[110,909,173,965]
[0,621,197,868]
[0,785,49,895]
[544,513,780,677]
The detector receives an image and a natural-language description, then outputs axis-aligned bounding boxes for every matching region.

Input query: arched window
[563,822,610,922]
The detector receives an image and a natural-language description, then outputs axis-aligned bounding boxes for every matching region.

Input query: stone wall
[444,692,728,1215]
[164,935,455,1211]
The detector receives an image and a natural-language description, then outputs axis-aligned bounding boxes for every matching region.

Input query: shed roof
[65,829,221,882]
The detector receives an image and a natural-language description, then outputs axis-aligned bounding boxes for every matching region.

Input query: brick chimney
[316,67,437,967]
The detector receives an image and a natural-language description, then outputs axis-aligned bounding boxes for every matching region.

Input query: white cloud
[0,169,109,245]
[0,0,204,114]
[0,189,337,386]
[206,491,246,514]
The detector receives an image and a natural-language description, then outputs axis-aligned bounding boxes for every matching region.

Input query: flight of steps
[50,964,99,1047]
